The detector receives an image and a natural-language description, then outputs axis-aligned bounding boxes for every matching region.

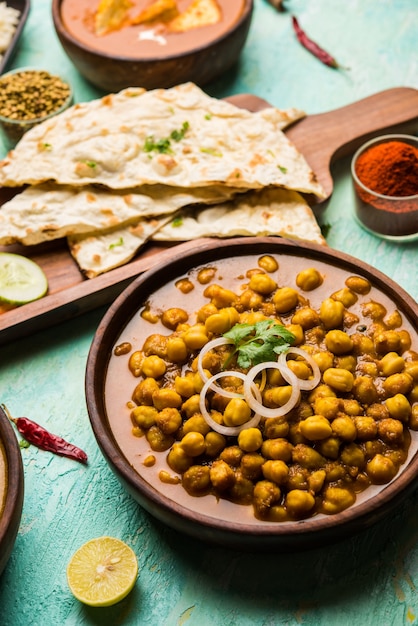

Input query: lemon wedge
[0,252,48,305]
[66,537,138,607]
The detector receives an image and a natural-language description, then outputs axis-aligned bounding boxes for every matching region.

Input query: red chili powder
[355,140,418,197]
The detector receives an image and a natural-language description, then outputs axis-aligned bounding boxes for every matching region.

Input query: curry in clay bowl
[85,237,418,551]
[52,0,254,92]
[0,405,24,576]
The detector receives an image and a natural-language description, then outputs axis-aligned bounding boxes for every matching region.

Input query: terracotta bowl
[85,237,418,551]
[51,0,254,93]
[0,406,24,575]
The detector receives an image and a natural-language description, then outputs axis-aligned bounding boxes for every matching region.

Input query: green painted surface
[0,0,417,624]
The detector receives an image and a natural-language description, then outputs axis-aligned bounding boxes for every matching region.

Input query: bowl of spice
[0,67,73,149]
[351,134,418,241]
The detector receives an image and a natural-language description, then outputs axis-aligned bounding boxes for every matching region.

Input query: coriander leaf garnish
[278,165,287,173]
[223,320,295,369]
[144,122,190,154]
[171,216,183,227]
[109,237,124,249]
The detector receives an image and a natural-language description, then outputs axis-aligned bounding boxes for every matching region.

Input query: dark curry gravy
[61,0,246,59]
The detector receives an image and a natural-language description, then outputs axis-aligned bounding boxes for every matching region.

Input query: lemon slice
[66,537,138,607]
[0,252,48,305]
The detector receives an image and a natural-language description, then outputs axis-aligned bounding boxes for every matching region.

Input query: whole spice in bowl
[351,134,418,241]
[0,68,73,149]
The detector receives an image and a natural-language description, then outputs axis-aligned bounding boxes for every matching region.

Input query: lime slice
[0,252,48,305]
[66,537,138,607]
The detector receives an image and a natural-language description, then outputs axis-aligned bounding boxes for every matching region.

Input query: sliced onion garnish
[278,347,321,390]
[243,362,300,419]
[199,370,262,436]
[197,337,240,398]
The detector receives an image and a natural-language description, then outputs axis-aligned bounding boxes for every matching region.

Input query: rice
[0,2,21,62]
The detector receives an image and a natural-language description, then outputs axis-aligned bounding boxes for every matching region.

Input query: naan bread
[154,188,326,244]
[68,188,325,279]
[168,0,221,32]
[0,83,323,198]
[95,0,133,35]
[68,216,170,278]
[0,182,239,245]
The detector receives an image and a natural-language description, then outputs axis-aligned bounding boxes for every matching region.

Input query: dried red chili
[2,404,88,464]
[291,16,341,68]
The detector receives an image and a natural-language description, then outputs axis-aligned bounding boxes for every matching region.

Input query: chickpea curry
[107,253,418,523]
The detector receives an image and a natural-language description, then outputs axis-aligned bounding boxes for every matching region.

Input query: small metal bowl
[0,67,73,150]
[351,134,418,242]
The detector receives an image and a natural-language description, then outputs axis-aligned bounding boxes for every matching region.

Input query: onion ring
[197,337,240,398]
[243,361,300,419]
[199,370,262,436]
[278,347,321,390]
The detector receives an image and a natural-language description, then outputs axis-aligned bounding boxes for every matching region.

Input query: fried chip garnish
[167,0,221,33]
[94,0,133,36]
[131,0,179,26]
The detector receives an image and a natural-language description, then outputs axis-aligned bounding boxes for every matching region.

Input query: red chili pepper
[2,404,88,464]
[292,16,340,68]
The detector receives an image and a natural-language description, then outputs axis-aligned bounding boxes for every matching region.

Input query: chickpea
[351,333,375,356]
[320,298,345,329]
[308,384,336,403]
[410,384,418,404]
[312,350,334,372]
[263,416,290,439]
[141,355,167,378]
[343,399,363,415]
[249,272,277,295]
[273,287,299,313]
[325,330,354,355]
[174,374,196,398]
[223,398,252,427]
[410,403,418,430]
[141,307,159,324]
[315,436,340,460]
[196,302,218,323]
[299,415,333,441]
[366,402,389,421]
[167,444,193,473]
[209,460,235,491]
[374,330,401,354]
[367,454,397,484]
[128,350,144,376]
[263,385,293,408]
[377,418,404,445]
[238,289,264,310]
[181,432,206,457]
[352,376,378,404]
[258,255,278,273]
[262,459,289,484]
[220,445,244,467]
[261,438,293,462]
[131,405,158,430]
[146,425,175,452]
[166,337,188,363]
[286,323,304,345]
[345,275,371,295]
[197,267,216,284]
[132,377,160,406]
[340,443,365,468]
[229,472,254,504]
[161,308,189,330]
[331,415,357,441]
[182,324,209,350]
[331,287,358,308]
[323,368,354,393]
[181,395,202,419]
[383,372,414,397]
[385,393,411,422]
[253,480,281,516]
[155,407,182,434]
[292,443,325,469]
[240,453,265,480]
[320,486,355,514]
[404,360,418,382]
[398,329,412,353]
[203,284,237,308]
[335,356,357,373]
[308,469,326,493]
[378,352,405,377]
[142,333,168,358]
[353,416,378,440]
[291,307,320,330]
[183,413,211,436]
[182,465,211,495]
[287,359,312,381]
[205,307,239,334]
[153,388,183,410]
[205,431,226,457]
[296,268,323,291]
[285,489,315,517]
[238,427,263,452]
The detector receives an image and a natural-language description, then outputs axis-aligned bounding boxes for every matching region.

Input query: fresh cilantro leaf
[223,320,295,369]
[171,216,184,227]
[278,165,287,173]
[170,121,189,142]
[19,439,30,449]
[144,122,189,154]
[109,237,124,250]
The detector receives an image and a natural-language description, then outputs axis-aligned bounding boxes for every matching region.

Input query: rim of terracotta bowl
[52,0,254,64]
[85,237,418,551]
[0,406,24,573]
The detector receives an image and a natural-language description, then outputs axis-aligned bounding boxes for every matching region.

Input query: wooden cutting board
[1,87,417,345]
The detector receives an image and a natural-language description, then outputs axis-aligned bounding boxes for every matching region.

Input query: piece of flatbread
[0,83,323,197]
[68,187,325,279]
[94,0,133,35]
[68,216,170,278]
[154,188,326,244]
[0,182,239,245]
[168,0,221,32]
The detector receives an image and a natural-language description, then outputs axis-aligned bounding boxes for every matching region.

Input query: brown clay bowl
[52,0,254,92]
[0,405,24,575]
[85,237,418,551]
